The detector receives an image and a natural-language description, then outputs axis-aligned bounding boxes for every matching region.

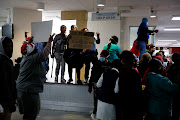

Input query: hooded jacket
[16,42,51,93]
[137,18,154,43]
[0,37,16,103]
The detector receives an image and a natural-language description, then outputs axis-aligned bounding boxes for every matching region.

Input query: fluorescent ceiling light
[164,28,180,31]
[150,15,156,18]
[150,9,157,18]
[158,40,177,42]
[97,0,105,7]
[97,4,104,6]
[37,9,44,11]
[36,2,44,11]
[172,16,180,20]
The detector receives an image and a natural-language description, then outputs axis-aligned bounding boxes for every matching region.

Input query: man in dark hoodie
[0,36,16,120]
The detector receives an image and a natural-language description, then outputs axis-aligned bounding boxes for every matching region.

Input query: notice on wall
[92,12,120,21]
[69,31,94,49]
[31,20,53,43]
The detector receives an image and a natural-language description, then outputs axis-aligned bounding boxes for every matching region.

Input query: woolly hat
[100,50,110,58]
[21,43,35,56]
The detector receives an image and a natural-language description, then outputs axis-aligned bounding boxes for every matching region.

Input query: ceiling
[0,0,180,47]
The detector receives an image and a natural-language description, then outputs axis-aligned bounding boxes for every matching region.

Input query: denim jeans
[136,41,146,60]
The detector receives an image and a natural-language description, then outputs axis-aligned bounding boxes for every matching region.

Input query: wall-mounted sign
[92,12,120,21]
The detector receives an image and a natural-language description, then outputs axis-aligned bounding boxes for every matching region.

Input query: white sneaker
[90,113,96,120]
[0,104,3,113]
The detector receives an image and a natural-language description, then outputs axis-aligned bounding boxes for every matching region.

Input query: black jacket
[98,68,119,104]
[0,55,16,103]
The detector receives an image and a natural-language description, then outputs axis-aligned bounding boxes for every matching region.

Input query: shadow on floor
[12,109,91,120]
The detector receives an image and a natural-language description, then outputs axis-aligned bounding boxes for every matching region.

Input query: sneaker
[90,113,96,120]
[67,79,73,84]
[55,76,58,83]
[61,78,66,84]
[77,80,82,85]
[84,79,88,84]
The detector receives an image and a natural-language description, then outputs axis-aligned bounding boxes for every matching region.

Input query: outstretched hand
[48,33,55,43]
[154,30,158,33]
[96,31,100,36]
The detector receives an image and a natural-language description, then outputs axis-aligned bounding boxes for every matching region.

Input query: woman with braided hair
[103,35,121,63]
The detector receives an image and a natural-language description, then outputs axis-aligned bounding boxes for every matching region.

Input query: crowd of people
[0,17,179,120]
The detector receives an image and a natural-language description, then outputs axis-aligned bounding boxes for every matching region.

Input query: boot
[77,79,82,85]
[84,79,88,84]
[67,78,73,84]
[61,76,66,84]
[55,76,58,83]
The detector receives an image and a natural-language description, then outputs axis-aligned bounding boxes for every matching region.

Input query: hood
[0,36,9,58]
[142,18,148,24]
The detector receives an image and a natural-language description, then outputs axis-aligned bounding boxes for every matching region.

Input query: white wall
[12,8,42,62]
[87,12,120,57]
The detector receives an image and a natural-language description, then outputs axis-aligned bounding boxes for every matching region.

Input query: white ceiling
[0,0,180,47]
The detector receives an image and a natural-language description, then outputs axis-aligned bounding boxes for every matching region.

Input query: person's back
[98,68,118,103]
[118,66,142,110]
[103,36,121,63]
[145,59,179,120]
[138,53,152,78]
[146,72,179,119]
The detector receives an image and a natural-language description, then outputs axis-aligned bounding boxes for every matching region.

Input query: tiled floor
[12,109,92,120]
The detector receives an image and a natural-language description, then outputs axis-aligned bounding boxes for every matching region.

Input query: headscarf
[21,43,35,56]
[137,18,149,39]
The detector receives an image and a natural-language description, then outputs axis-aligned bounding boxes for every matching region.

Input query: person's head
[160,47,163,51]
[0,36,13,58]
[21,43,37,56]
[71,25,78,31]
[112,59,121,70]
[148,58,164,74]
[140,53,152,63]
[110,35,118,44]
[120,50,136,67]
[149,45,155,52]
[154,56,163,63]
[99,50,110,62]
[60,25,66,34]
[156,51,163,58]
[142,18,148,25]
[172,53,180,64]
[81,28,89,32]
